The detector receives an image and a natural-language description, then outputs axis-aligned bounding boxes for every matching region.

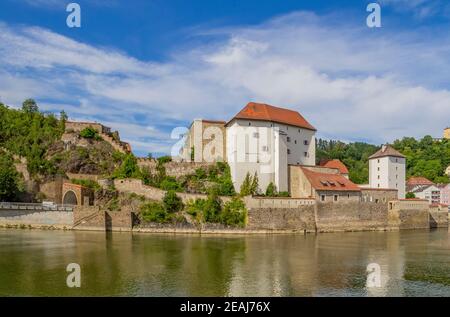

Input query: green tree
[113,154,140,179]
[0,155,20,201]
[163,190,183,213]
[22,99,39,114]
[250,172,259,195]
[240,172,252,196]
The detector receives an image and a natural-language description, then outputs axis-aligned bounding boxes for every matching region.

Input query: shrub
[157,156,172,165]
[141,202,171,223]
[79,127,98,139]
[406,192,416,199]
[159,176,183,191]
[163,190,183,213]
[221,197,247,227]
[203,192,222,222]
[70,179,101,191]
[186,198,206,222]
[265,182,277,197]
[277,191,290,197]
[113,154,141,179]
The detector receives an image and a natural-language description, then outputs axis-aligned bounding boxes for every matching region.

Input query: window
[377,167,380,171]
[287,149,291,155]
[378,159,380,163]
[248,122,251,126]
[377,175,380,179]
[298,129,301,133]
[321,195,326,202]
[304,140,309,145]
[334,195,339,202]
[396,158,398,163]
[375,199,379,203]
[262,146,269,152]
[378,184,380,188]
[304,152,308,157]
[294,140,297,144]
[287,137,291,142]
[286,126,289,130]
[253,132,259,138]
[347,194,350,199]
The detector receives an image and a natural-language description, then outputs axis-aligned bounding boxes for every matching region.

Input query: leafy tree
[141,202,171,223]
[240,172,252,196]
[163,190,183,213]
[0,154,20,201]
[250,172,259,195]
[22,99,39,114]
[113,154,140,179]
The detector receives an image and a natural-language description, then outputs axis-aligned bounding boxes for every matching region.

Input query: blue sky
[1,0,450,156]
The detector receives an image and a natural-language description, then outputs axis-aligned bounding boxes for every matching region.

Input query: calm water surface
[0,228,449,296]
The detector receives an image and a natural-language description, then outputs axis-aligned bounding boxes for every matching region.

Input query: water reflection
[0,228,449,296]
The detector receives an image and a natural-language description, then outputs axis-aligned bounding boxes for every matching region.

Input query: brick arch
[63,190,78,205]
[62,183,94,206]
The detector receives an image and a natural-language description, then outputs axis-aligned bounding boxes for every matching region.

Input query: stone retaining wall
[316,201,389,232]
[0,209,73,227]
[247,205,316,232]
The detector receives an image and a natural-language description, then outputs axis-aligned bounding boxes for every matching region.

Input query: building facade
[181,119,226,162]
[438,184,450,205]
[226,102,316,193]
[412,184,441,204]
[368,145,406,199]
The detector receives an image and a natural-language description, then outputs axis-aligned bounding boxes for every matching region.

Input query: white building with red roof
[226,102,316,192]
[368,144,406,199]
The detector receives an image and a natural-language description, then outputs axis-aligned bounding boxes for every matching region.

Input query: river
[0,228,449,296]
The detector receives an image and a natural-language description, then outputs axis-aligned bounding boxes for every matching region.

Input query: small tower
[368,144,406,199]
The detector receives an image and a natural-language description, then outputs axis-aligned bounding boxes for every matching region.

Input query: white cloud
[1,11,450,155]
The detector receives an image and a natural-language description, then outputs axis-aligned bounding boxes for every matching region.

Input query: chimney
[381,144,387,152]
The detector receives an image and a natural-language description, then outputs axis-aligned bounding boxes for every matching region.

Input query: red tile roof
[407,177,434,186]
[319,159,349,174]
[227,102,316,131]
[301,167,361,192]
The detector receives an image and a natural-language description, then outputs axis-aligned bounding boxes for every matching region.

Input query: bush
[265,182,277,197]
[159,176,183,191]
[157,156,172,165]
[406,192,416,199]
[70,179,101,191]
[163,190,183,213]
[186,198,206,222]
[113,154,141,179]
[141,202,171,223]
[79,127,99,139]
[221,197,247,227]
[203,192,222,222]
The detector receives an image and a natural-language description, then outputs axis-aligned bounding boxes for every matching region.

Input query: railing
[0,202,74,212]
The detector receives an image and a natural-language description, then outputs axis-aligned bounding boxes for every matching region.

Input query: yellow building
[444,127,450,139]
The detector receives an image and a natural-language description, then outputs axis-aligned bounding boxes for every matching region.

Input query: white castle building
[182,102,316,192]
[368,145,406,199]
